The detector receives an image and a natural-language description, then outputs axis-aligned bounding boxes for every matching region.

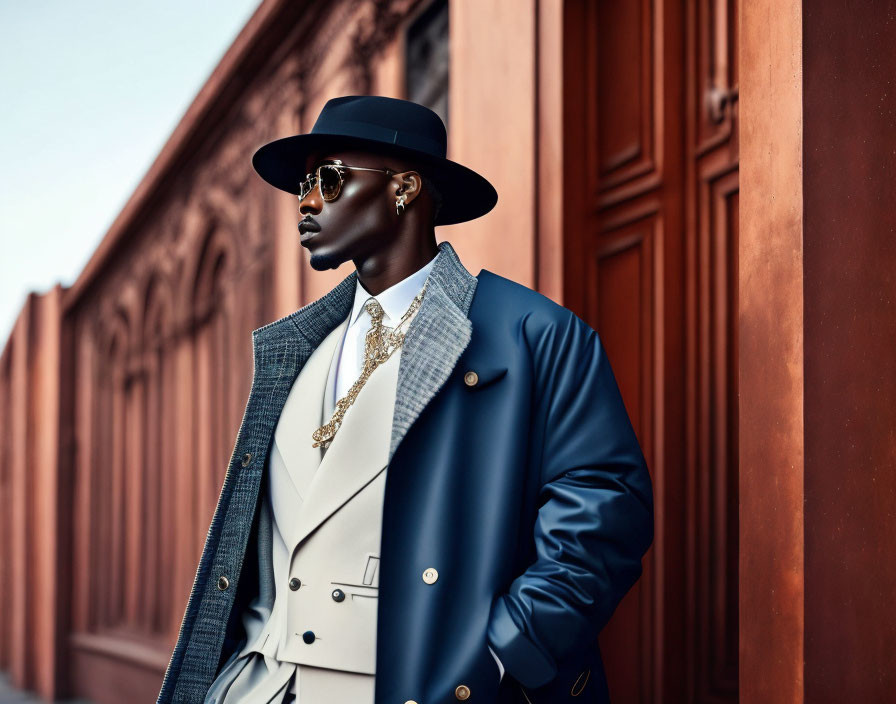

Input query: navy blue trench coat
[157,240,653,704]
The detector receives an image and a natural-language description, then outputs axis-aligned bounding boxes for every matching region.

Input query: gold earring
[396,193,407,215]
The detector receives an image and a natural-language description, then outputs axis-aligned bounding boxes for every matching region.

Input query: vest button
[463,370,478,386]
[241,452,253,467]
[302,630,315,644]
[217,575,230,591]
[422,567,439,584]
[455,684,471,700]
[331,588,346,602]
[289,577,301,591]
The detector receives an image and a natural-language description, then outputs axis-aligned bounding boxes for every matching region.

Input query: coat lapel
[388,240,479,459]
[251,239,479,466]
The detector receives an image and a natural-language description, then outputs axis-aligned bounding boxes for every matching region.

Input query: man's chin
[308,249,347,271]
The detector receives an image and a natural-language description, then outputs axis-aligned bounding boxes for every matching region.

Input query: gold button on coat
[422,567,439,584]
[241,451,253,467]
[217,575,230,590]
[455,684,471,700]
[463,370,478,386]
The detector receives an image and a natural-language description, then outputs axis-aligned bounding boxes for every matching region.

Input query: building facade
[2,0,895,703]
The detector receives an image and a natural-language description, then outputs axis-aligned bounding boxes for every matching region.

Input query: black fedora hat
[251,95,498,226]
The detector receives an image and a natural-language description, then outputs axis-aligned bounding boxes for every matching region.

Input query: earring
[395,192,407,215]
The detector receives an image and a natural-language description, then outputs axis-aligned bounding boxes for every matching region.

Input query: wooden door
[561,1,740,701]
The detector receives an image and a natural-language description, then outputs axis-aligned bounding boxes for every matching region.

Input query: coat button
[455,684,471,700]
[241,451,253,467]
[302,630,315,644]
[403,701,419,704]
[331,588,346,602]
[217,575,230,591]
[463,370,478,386]
[422,567,439,584]
[289,577,301,591]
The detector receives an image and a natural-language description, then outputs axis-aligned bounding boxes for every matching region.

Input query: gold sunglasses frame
[297,158,399,203]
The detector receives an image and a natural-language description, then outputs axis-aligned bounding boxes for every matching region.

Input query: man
[157,95,653,704]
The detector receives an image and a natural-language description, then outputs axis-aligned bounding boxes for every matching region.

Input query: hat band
[311,119,444,157]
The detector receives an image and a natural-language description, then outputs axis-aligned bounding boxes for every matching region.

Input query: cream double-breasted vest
[235,310,403,675]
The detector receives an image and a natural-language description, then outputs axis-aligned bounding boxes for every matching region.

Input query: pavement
[0,673,92,704]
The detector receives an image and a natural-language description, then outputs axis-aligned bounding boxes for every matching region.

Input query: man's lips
[299,217,321,240]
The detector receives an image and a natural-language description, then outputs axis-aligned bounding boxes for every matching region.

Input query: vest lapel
[273,315,349,501]
[283,346,401,551]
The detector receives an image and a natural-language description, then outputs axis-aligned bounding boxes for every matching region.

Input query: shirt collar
[348,252,438,328]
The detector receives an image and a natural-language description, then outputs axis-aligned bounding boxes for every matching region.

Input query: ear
[394,170,424,205]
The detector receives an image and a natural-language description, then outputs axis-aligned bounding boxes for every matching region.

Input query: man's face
[297,147,417,271]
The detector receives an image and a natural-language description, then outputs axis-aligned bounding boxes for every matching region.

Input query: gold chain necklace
[311,282,427,449]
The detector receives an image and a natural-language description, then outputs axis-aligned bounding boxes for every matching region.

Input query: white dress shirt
[332,253,505,685]
[332,255,432,407]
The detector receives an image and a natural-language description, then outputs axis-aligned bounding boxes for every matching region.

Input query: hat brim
[252,133,498,227]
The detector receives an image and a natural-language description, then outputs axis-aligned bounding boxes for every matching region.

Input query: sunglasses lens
[319,165,342,201]
[298,174,313,200]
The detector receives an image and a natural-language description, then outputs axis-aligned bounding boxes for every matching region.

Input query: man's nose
[299,188,322,214]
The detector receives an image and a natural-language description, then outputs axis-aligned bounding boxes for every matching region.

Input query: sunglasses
[298,158,400,203]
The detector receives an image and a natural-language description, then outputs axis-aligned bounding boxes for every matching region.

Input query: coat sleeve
[486,310,654,689]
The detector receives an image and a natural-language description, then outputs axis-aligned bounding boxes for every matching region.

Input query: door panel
[562,1,739,701]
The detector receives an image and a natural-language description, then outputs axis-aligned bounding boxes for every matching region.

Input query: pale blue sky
[0,0,262,345]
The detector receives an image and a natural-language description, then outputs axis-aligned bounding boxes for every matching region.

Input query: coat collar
[251,239,478,463]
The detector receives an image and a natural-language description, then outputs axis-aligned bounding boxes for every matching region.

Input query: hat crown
[251,93,497,225]
[310,95,447,159]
